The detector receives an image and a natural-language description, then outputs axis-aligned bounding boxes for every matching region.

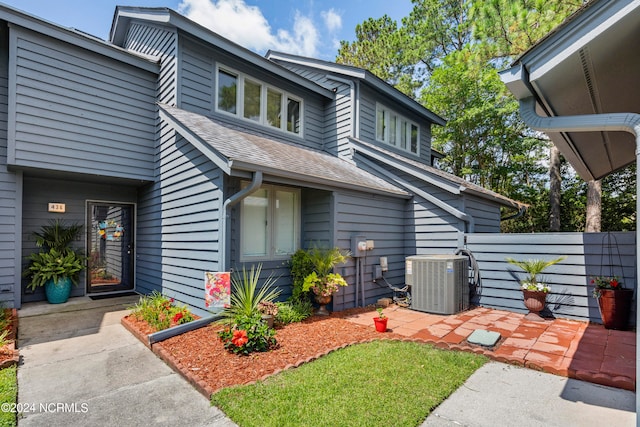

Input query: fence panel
[464,232,636,325]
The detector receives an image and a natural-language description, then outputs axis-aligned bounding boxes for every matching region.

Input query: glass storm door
[87,202,135,293]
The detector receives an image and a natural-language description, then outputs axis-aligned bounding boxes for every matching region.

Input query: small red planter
[597,288,633,330]
[373,317,388,332]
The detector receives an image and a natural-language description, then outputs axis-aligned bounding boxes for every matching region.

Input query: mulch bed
[122,308,406,396]
[0,309,19,369]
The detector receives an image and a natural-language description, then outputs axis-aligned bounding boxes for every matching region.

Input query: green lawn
[0,366,17,427]
[211,340,486,427]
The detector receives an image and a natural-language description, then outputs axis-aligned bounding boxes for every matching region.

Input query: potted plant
[258,301,279,328]
[301,246,350,315]
[373,307,388,332]
[591,276,633,330]
[506,256,565,320]
[23,220,86,304]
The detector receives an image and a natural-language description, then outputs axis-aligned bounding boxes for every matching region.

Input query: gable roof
[350,138,525,210]
[266,50,446,126]
[158,104,409,197]
[0,3,158,73]
[110,7,334,100]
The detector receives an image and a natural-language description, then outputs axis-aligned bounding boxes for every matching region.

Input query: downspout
[519,97,640,415]
[148,170,263,345]
[220,170,263,272]
[357,156,475,233]
[326,75,356,139]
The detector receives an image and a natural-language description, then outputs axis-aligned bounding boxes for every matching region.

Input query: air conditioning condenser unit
[406,254,469,315]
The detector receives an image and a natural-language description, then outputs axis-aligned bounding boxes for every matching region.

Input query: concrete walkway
[17,295,235,427]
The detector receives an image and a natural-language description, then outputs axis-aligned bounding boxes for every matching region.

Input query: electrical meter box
[351,235,367,257]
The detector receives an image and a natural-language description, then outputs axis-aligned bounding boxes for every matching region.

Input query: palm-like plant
[506,256,566,285]
[220,264,281,323]
[34,220,83,253]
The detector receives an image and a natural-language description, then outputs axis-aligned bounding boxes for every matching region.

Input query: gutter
[518,97,640,418]
[149,171,263,344]
[357,155,475,233]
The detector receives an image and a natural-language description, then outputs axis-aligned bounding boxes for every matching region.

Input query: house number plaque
[48,203,66,213]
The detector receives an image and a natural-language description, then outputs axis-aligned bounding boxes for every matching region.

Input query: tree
[549,145,561,231]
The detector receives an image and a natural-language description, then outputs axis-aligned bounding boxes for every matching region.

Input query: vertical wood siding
[21,176,138,303]
[11,27,157,180]
[464,232,637,325]
[136,131,224,317]
[0,25,18,307]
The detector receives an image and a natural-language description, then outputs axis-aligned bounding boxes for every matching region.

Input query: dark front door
[87,202,135,293]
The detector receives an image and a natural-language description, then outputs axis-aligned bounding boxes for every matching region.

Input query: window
[216,66,303,136]
[217,70,237,114]
[241,183,300,260]
[375,104,420,155]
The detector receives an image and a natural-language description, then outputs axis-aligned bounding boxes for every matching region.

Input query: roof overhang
[111,7,334,100]
[158,104,410,198]
[266,50,446,126]
[500,0,640,181]
[0,4,158,73]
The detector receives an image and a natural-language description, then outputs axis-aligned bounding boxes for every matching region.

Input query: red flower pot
[597,289,633,330]
[373,317,388,332]
[522,290,547,321]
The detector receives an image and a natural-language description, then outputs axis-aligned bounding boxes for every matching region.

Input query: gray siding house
[0,5,521,316]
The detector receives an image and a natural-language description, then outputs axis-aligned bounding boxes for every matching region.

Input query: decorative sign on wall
[48,203,66,213]
[205,272,231,309]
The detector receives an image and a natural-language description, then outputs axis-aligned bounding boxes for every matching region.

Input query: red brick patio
[344,305,636,391]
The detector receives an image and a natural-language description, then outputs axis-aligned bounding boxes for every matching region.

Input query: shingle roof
[350,138,525,209]
[159,104,409,197]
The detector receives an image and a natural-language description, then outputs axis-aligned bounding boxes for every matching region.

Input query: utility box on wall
[406,254,469,315]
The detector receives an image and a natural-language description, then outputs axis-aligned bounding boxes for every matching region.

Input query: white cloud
[321,8,342,33]
[178,0,319,56]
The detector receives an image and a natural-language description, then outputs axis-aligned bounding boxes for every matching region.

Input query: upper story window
[376,104,419,155]
[216,65,302,136]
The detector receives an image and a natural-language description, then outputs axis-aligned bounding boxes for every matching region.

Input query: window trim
[240,183,301,262]
[375,103,420,155]
[215,64,304,137]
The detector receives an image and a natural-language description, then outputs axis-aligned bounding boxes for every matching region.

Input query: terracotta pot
[314,294,332,316]
[597,289,633,330]
[373,317,388,332]
[522,290,547,321]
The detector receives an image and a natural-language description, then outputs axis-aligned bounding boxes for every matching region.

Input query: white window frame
[375,103,420,155]
[215,64,304,136]
[240,183,301,261]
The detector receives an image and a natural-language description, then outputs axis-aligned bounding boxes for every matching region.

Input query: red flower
[172,312,184,323]
[231,329,248,347]
[611,279,619,288]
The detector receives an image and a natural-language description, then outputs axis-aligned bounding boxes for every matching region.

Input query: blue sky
[1,0,413,59]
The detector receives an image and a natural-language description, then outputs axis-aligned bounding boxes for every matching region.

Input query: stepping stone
[467,329,501,347]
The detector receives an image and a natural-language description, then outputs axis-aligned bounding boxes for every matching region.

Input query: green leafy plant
[288,249,314,302]
[218,312,277,355]
[300,246,350,297]
[506,256,566,293]
[274,300,313,324]
[219,264,281,323]
[376,307,386,319]
[591,276,624,298]
[33,219,83,253]
[129,291,195,331]
[217,264,281,355]
[23,248,86,290]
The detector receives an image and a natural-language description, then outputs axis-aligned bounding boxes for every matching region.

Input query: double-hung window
[216,65,302,136]
[240,183,300,260]
[375,103,420,155]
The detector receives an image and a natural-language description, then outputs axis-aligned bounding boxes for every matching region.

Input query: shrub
[218,312,277,355]
[275,300,313,325]
[129,291,195,331]
[288,249,314,302]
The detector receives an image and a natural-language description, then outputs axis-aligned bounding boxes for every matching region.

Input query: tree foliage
[337,0,634,232]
